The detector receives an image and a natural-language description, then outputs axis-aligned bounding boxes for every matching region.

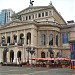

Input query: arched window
[27,32,31,44]
[56,35,58,46]
[62,33,68,44]
[41,52,45,58]
[41,34,46,46]
[49,34,53,45]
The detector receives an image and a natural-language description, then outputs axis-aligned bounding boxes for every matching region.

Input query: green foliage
[15,14,21,20]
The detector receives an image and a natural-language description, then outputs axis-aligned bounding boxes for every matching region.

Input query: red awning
[31,58,70,61]
[55,58,70,60]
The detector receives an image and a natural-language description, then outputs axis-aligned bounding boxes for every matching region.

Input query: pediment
[17,6,52,15]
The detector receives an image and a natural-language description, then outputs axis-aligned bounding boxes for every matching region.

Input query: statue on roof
[49,1,52,5]
[30,0,34,6]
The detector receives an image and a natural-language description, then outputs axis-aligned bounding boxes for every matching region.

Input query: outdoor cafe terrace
[31,57,70,68]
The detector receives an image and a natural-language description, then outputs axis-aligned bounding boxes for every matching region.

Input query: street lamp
[48,47,53,58]
[29,47,35,66]
[26,46,35,66]
[26,47,31,63]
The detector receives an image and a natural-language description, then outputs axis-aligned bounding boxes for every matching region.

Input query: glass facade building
[0,12,5,25]
[0,9,14,25]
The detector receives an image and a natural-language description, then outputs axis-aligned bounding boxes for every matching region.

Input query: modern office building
[0,12,5,25]
[0,9,14,25]
[0,2,74,66]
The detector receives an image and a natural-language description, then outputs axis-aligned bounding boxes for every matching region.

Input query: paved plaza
[0,66,74,75]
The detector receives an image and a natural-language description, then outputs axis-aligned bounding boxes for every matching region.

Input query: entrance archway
[10,50,14,62]
[41,52,45,58]
[17,51,21,61]
[3,50,7,62]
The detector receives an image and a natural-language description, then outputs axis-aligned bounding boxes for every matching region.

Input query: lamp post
[26,47,31,63]
[26,46,35,66]
[48,47,53,58]
[29,47,35,66]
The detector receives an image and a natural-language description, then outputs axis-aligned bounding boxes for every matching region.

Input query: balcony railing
[17,43,23,46]
[9,43,15,45]
[1,43,7,46]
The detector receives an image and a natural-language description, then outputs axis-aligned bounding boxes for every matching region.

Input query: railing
[9,43,15,45]
[17,43,23,46]
[0,42,25,46]
[1,43,7,46]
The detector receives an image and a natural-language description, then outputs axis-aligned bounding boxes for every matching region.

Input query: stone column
[53,31,56,46]
[22,30,26,62]
[11,32,13,43]
[24,30,26,45]
[7,51,10,63]
[17,31,19,44]
[22,47,26,62]
[58,33,60,46]
[46,30,49,47]
[31,29,34,46]
[5,32,7,43]
[13,50,17,63]
[60,32,62,47]
[0,49,3,62]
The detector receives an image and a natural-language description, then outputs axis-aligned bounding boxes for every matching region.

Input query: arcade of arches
[1,30,62,64]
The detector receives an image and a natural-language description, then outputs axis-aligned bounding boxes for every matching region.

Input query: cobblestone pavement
[0,66,74,75]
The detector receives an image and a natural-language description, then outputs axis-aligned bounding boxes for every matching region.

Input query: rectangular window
[26,16,28,20]
[29,16,31,20]
[7,36,10,43]
[38,13,41,17]
[45,12,48,16]
[42,12,44,17]
[56,35,58,46]
[9,12,10,18]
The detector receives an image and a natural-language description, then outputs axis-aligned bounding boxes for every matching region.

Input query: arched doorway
[3,50,7,62]
[10,50,14,62]
[17,51,21,61]
[41,52,45,58]
[27,32,31,44]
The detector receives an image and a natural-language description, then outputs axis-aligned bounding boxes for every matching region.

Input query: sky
[0,0,75,22]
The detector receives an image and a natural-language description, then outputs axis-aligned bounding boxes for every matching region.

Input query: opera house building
[0,3,75,65]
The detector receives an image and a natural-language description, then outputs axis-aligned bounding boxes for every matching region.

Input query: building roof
[12,4,66,24]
